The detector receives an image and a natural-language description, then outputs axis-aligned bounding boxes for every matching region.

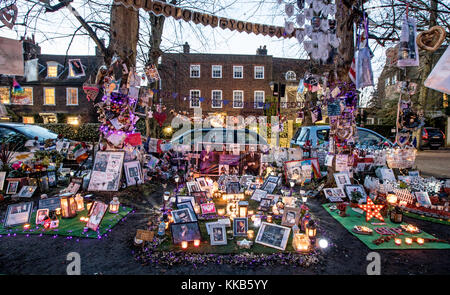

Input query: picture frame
[171,221,201,244]
[0,171,6,190]
[39,197,61,211]
[259,198,272,211]
[60,182,80,195]
[265,194,280,206]
[6,180,20,194]
[334,172,351,188]
[171,208,196,223]
[261,180,277,194]
[86,201,108,231]
[123,160,144,186]
[88,151,125,192]
[255,222,291,251]
[265,175,280,185]
[209,223,227,246]
[283,160,303,183]
[68,58,85,77]
[177,201,197,221]
[47,171,57,187]
[226,181,241,194]
[233,217,248,237]
[323,188,335,199]
[39,176,49,192]
[281,207,301,227]
[4,202,33,228]
[415,191,432,206]
[192,191,208,205]
[176,195,196,207]
[344,184,368,204]
[195,177,208,190]
[16,186,37,198]
[251,189,268,202]
[186,181,201,194]
[35,209,49,225]
[200,202,216,215]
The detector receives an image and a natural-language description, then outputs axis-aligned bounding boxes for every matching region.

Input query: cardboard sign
[136,229,155,242]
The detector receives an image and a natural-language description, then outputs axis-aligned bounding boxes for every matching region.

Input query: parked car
[421,127,445,150]
[290,125,393,149]
[169,128,268,151]
[0,123,59,143]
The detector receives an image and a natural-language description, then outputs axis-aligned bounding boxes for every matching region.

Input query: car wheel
[430,146,439,150]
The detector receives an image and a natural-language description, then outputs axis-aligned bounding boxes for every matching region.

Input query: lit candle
[248,210,254,216]
[181,241,188,249]
[394,238,402,246]
[416,237,424,245]
[267,215,272,223]
[194,205,201,214]
[193,240,200,247]
[218,209,225,216]
[247,230,254,239]
[23,223,30,230]
[405,237,413,245]
[55,208,61,215]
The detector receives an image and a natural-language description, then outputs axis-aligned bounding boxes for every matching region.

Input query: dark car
[290,125,393,149]
[0,123,59,142]
[421,127,445,150]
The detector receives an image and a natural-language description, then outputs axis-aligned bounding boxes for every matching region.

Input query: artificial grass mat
[0,205,132,239]
[322,204,450,250]
[402,211,450,226]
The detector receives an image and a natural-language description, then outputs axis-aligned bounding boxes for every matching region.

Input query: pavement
[415,149,450,178]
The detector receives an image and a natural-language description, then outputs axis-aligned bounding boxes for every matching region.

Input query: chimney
[256,45,267,56]
[183,42,190,54]
[22,35,41,60]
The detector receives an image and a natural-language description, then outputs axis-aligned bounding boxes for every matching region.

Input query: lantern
[238,201,248,217]
[181,241,188,249]
[74,194,84,211]
[389,206,403,224]
[301,213,311,232]
[193,240,200,247]
[109,197,120,213]
[60,196,77,218]
[292,233,311,253]
[306,220,317,240]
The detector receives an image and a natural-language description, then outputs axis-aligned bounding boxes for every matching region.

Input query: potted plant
[350,191,362,207]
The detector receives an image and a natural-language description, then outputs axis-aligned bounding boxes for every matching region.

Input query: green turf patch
[322,204,450,250]
[0,205,132,239]
[402,211,450,226]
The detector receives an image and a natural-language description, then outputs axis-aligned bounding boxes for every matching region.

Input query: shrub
[37,123,101,142]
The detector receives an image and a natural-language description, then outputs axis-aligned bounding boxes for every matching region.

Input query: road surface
[415,149,450,178]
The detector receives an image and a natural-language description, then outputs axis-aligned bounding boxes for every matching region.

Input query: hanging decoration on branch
[354,17,374,89]
[397,15,419,67]
[0,4,18,30]
[416,26,446,52]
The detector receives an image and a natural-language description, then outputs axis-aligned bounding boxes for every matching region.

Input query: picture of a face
[286,212,296,224]
[213,228,223,241]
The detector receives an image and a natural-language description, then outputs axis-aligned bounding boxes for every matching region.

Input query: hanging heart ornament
[416,26,446,52]
[0,4,18,29]
[396,131,411,148]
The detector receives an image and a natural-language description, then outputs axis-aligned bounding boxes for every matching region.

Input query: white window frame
[254,91,265,109]
[66,88,78,106]
[46,61,59,78]
[189,89,201,108]
[211,65,222,79]
[254,66,264,79]
[211,90,223,108]
[44,87,56,106]
[233,90,244,108]
[190,64,201,78]
[233,66,243,79]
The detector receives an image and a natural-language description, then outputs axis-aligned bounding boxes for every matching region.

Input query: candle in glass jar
[416,237,424,245]
[267,215,272,223]
[405,237,413,245]
[181,241,188,249]
[218,209,225,216]
[394,238,402,246]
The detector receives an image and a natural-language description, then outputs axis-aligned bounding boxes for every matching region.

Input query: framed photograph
[176,195,196,207]
[265,194,280,206]
[323,188,335,199]
[261,181,277,194]
[177,201,197,221]
[88,151,125,192]
[251,189,267,202]
[239,150,261,176]
[281,207,301,227]
[233,217,248,237]
[284,160,303,183]
[186,181,201,194]
[200,202,216,215]
[259,198,272,211]
[171,208,196,223]
[265,175,280,185]
[86,201,108,231]
[35,209,49,225]
[192,191,208,205]
[124,161,143,186]
[3,202,33,227]
[16,186,37,198]
[226,181,240,194]
[6,180,19,194]
[68,58,85,77]
[60,182,80,195]
[380,168,396,182]
[415,191,431,206]
[195,177,208,190]
[171,222,201,244]
[47,171,57,187]
[334,172,351,188]
[255,222,291,251]
[39,197,61,211]
[0,171,6,190]
[209,223,227,246]
[334,188,346,199]
[344,184,368,204]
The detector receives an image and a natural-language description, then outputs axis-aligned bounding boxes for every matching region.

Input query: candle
[247,230,255,239]
[267,215,272,223]
[193,240,200,247]
[248,210,254,216]
[394,238,402,246]
[55,208,61,215]
[218,209,225,216]
[181,241,188,249]
[416,237,424,245]
[23,223,30,230]
[405,237,413,245]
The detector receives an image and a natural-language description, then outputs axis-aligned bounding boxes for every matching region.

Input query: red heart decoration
[0,5,18,30]
[153,112,167,127]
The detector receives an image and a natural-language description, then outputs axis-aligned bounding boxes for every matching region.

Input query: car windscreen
[426,129,442,136]
[15,125,58,141]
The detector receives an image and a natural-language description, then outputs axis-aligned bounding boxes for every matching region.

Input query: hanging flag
[72,142,89,163]
[348,57,356,84]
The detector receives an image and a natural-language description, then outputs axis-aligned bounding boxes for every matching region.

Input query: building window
[190,65,200,78]
[44,88,56,105]
[0,87,10,104]
[67,116,80,125]
[40,113,57,124]
[285,71,296,81]
[22,116,34,124]
[233,66,243,79]
[190,90,201,108]
[66,88,78,105]
[212,65,222,78]
[254,66,264,79]
[47,62,58,78]
[233,90,244,108]
[366,118,375,125]
[212,90,222,108]
[254,91,265,108]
